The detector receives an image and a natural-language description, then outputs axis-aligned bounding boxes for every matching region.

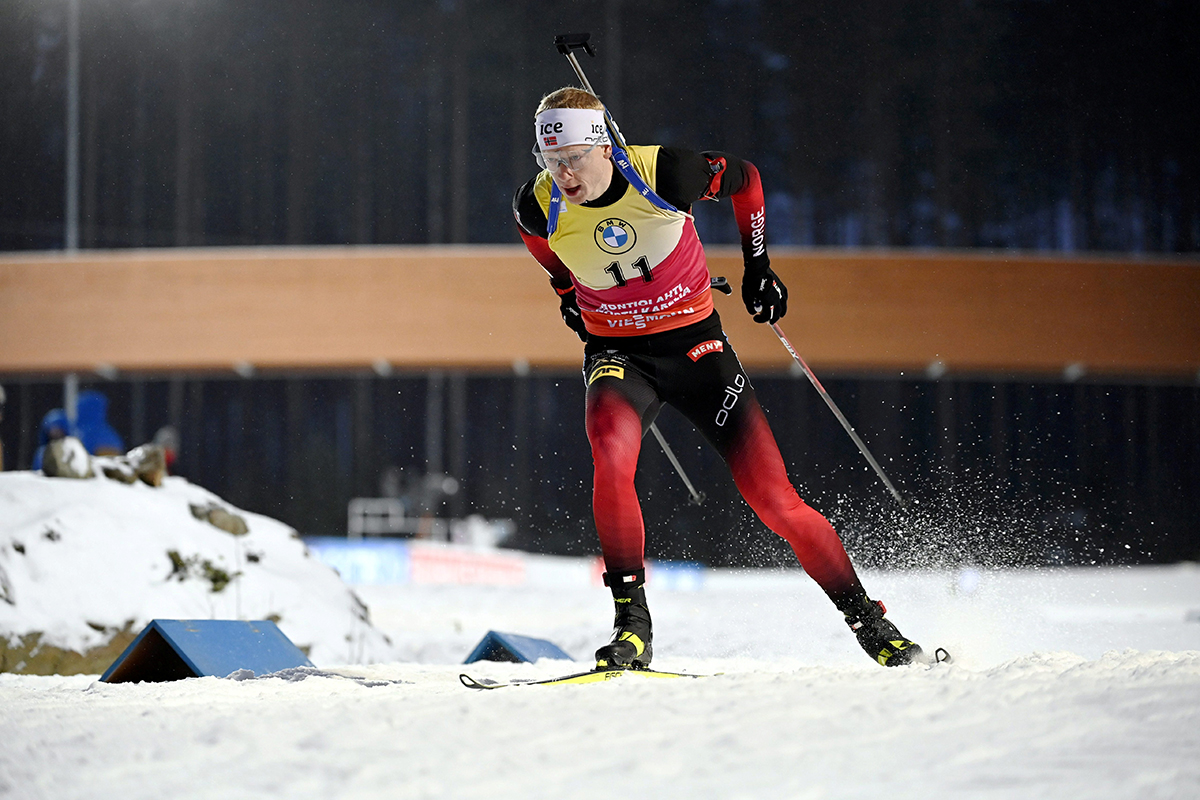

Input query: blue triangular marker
[464,631,572,664]
[100,619,313,683]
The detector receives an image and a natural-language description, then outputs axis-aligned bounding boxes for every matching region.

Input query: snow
[0,471,396,666]
[3,471,1200,798]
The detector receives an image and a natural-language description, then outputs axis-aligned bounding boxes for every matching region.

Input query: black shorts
[583,312,756,454]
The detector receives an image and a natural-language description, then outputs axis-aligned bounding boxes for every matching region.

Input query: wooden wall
[2,246,1197,377]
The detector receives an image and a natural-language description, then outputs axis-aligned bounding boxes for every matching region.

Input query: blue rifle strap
[547,182,565,236]
[610,144,682,215]
[546,143,685,237]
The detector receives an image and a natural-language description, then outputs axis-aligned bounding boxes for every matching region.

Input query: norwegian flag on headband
[543,136,558,147]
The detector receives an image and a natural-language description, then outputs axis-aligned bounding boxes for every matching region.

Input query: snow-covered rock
[0,471,397,673]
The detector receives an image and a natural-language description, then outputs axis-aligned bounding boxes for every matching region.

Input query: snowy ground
[0,471,396,668]
[3,562,1200,799]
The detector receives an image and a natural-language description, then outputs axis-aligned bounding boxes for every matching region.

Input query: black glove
[558,287,588,341]
[742,264,788,324]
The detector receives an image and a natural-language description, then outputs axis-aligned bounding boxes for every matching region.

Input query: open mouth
[562,184,583,199]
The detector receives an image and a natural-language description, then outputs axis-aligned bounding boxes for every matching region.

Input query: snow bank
[0,471,397,671]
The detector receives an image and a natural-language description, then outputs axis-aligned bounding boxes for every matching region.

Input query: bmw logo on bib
[595,218,637,255]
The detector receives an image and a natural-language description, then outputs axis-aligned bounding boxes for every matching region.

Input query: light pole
[64,0,81,422]
[65,0,80,252]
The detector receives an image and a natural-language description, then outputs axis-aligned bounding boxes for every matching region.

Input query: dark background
[2,0,1197,567]
[2,0,1197,251]
[2,372,1197,567]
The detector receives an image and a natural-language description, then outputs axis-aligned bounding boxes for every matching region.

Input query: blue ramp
[100,619,313,683]
[464,630,572,664]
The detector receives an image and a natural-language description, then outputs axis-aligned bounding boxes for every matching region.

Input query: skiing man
[514,87,926,668]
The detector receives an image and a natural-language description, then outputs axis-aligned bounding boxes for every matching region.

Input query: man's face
[544,144,613,204]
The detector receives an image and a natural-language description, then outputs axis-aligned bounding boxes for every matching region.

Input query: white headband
[534,107,610,151]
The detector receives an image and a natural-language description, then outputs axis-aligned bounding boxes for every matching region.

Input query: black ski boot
[840,595,927,667]
[595,568,653,670]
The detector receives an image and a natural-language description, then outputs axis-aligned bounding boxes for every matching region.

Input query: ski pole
[554,33,897,509]
[769,322,907,509]
[648,422,706,506]
[640,278,732,506]
[554,32,705,506]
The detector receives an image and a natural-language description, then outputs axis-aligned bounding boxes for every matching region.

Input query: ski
[460,650,948,688]
[459,666,707,690]
[906,647,954,668]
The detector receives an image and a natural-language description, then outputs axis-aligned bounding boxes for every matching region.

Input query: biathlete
[513,87,926,668]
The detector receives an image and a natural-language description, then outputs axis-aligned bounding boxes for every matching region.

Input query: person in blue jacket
[32,409,76,471]
[32,390,125,471]
[75,390,124,456]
